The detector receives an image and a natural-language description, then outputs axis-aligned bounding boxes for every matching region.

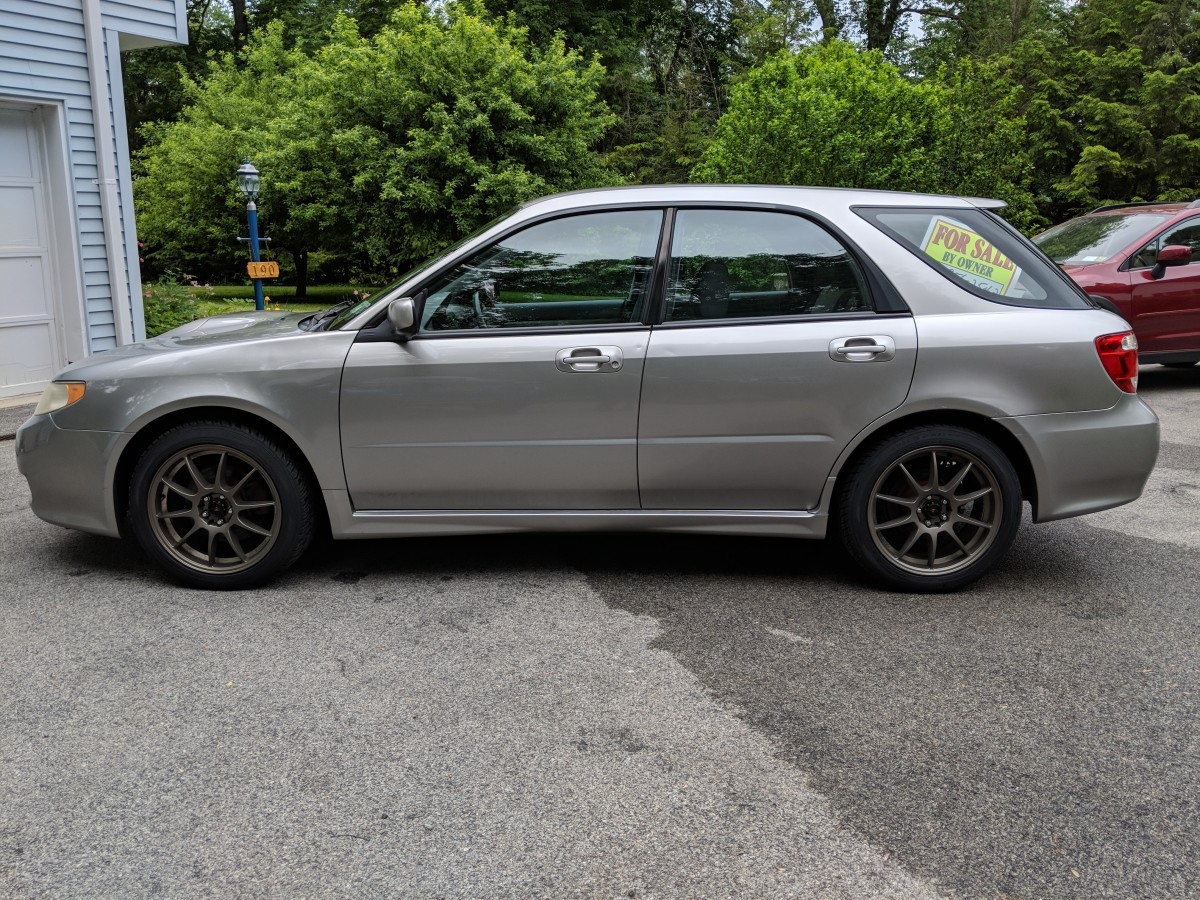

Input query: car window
[859,207,1092,309]
[420,210,663,331]
[664,209,871,322]
[1033,213,1170,265]
[1129,218,1200,269]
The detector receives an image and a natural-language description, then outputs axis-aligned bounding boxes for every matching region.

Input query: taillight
[1095,331,1138,393]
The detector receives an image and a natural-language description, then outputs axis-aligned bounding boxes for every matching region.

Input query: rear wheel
[837,426,1022,592]
[129,422,314,589]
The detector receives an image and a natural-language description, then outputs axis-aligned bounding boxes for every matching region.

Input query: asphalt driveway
[2,367,1198,898]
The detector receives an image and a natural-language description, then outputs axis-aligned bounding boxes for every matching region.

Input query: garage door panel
[0,322,55,388]
[0,111,34,179]
[0,186,41,246]
[0,257,50,320]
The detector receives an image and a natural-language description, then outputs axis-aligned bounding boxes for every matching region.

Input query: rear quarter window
[856,207,1092,310]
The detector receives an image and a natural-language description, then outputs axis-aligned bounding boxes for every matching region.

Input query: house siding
[0,0,185,358]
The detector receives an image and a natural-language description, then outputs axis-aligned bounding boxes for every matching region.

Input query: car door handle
[829,336,896,362]
[556,347,624,373]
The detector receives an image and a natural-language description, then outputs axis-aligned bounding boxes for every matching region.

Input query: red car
[1034,201,1200,366]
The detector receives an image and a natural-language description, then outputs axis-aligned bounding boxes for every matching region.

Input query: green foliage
[142,278,203,337]
[693,43,1038,228]
[978,0,1200,220]
[135,2,616,285]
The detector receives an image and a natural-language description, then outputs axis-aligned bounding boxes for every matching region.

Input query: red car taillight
[1095,331,1139,393]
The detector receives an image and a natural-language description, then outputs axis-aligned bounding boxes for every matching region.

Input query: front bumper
[15,414,129,537]
[998,393,1160,523]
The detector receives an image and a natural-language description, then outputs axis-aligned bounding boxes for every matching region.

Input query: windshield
[1033,213,1169,265]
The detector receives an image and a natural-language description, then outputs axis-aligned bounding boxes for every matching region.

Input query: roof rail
[1089,200,1191,214]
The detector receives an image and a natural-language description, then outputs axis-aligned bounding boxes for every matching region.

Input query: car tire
[837,426,1022,592]
[128,421,314,589]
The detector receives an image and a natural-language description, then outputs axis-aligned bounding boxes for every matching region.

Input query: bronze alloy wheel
[867,444,1002,576]
[146,443,282,575]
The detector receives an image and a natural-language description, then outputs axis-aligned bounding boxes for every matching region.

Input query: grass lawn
[204,283,381,303]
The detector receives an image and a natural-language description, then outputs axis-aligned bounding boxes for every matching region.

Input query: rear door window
[857,207,1092,309]
[665,209,872,322]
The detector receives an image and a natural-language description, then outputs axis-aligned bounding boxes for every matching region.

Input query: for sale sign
[920,216,1021,295]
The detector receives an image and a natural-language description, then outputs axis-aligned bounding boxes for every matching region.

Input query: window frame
[354,200,910,343]
[654,206,882,328]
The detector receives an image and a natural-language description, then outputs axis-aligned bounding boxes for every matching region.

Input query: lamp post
[236,158,265,311]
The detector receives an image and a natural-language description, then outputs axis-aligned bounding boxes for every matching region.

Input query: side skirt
[321,490,828,540]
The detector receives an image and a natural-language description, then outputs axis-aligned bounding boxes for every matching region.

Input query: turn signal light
[1094,331,1138,393]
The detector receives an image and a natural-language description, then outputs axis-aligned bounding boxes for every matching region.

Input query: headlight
[34,381,86,415]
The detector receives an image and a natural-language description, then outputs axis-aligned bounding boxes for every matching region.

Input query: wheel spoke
[236,517,272,538]
[206,529,217,565]
[227,530,248,563]
[955,486,993,503]
[172,522,202,549]
[893,526,922,559]
[229,467,257,496]
[232,498,275,512]
[926,531,938,568]
[156,508,195,521]
[185,454,212,492]
[944,461,973,494]
[945,527,969,556]
[875,493,917,508]
[897,462,922,494]
[955,512,992,529]
[162,478,197,500]
[928,450,939,490]
[214,451,228,491]
[875,512,915,531]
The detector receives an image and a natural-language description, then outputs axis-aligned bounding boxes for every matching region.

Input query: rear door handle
[556,346,624,373]
[829,335,896,362]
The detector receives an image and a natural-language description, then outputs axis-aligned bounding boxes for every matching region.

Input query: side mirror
[387,296,417,340]
[1152,244,1192,279]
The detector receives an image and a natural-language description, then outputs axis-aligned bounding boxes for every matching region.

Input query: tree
[692,42,1038,228]
[135,3,616,293]
[986,0,1200,218]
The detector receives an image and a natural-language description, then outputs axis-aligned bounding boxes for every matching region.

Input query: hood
[54,310,314,379]
[154,310,311,346]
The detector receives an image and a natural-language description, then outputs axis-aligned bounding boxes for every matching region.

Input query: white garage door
[0,106,63,398]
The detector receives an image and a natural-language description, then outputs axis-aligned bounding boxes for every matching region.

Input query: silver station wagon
[16,186,1160,591]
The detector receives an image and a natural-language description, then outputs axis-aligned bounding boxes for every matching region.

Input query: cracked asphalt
[2,366,1198,898]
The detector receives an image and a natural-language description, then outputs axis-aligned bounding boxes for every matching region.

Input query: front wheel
[128,422,314,589]
[837,426,1022,592]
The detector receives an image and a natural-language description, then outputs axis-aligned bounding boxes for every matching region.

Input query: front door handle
[829,335,896,362]
[556,346,624,373]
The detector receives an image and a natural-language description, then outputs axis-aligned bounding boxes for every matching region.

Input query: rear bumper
[998,394,1160,523]
[15,414,128,537]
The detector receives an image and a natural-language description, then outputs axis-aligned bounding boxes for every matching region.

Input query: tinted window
[421,210,663,331]
[1033,213,1169,265]
[860,207,1092,309]
[665,210,871,322]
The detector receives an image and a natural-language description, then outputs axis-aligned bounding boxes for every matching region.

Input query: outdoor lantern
[236,158,261,200]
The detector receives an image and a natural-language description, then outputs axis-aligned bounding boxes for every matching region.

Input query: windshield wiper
[300,300,353,332]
